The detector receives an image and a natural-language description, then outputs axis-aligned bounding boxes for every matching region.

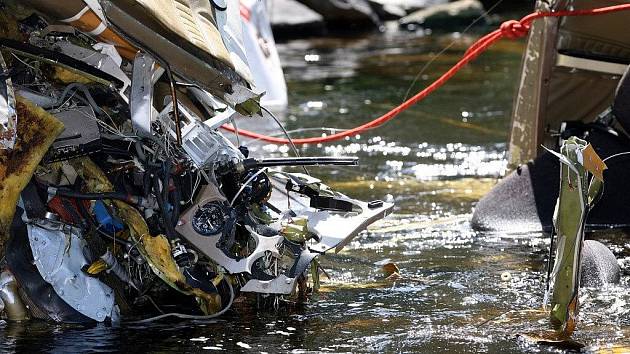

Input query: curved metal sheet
[100,0,260,114]
[27,221,119,323]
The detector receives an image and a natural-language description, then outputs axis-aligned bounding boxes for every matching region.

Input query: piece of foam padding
[0,97,64,250]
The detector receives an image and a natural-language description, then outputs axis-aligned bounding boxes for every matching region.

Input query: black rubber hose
[161,160,178,228]
[142,169,152,198]
[50,187,130,202]
[152,173,177,240]
[135,141,147,162]
[162,160,172,205]
[169,178,181,228]
[54,83,103,115]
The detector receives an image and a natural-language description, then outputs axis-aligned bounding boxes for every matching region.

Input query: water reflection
[2,25,629,354]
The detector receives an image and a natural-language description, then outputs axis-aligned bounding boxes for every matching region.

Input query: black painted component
[242,170,271,204]
[309,195,353,212]
[44,106,102,163]
[20,181,46,220]
[0,39,124,88]
[183,265,219,295]
[613,66,630,134]
[368,200,384,209]
[243,156,358,170]
[250,257,276,281]
[285,241,318,278]
[238,146,249,158]
[191,201,227,236]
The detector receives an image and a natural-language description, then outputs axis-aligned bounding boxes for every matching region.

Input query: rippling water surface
[3,24,630,354]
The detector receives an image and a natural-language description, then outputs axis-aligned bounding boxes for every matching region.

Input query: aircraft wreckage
[0,0,392,323]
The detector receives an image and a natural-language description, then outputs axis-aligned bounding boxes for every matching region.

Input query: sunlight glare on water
[2,20,630,354]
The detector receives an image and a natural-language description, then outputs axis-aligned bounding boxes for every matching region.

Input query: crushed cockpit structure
[0,0,392,324]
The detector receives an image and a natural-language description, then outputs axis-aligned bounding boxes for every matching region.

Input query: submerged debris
[0,0,393,324]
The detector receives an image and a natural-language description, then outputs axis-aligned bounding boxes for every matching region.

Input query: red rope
[222,4,630,145]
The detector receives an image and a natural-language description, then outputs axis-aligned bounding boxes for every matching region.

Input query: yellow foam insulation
[0,1,30,42]
[51,66,94,85]
[0,97,64,250]
[68,157,221,314]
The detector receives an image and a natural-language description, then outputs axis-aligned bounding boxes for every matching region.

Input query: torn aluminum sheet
[47,40,131,93]
[26,219,119,323]
[188,87,237,130]
[269,172,394,253]
[240,274,296,294]
[99,0,261,115]
[176,184,284,274]
[546,136,604,334]
[241,246,318,295]
[226,84,263,116]
[0,51,17,150]
[304,197,393,253]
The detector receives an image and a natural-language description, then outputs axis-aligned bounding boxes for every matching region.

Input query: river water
[2,25,630,354]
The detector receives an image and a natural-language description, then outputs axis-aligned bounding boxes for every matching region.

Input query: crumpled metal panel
[100,0,261,115]
[27,221,119,322]
[240,274,297,294]
[190,0,254,85]
[49,41,132,92]
[133,0,254,85]
[269,172,394,253]
[135,0,233,68]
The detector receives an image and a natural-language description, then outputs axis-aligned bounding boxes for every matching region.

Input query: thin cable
[583,151,630,205]
[243,127,348,145]
[230,167,267,206]
[186,170,202,204]
[261,106,309,175]
[602,151,630,163]
[402,0,505,101]
[163,63,182,146]
[261,106,301,158]
[127,280,234,324]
